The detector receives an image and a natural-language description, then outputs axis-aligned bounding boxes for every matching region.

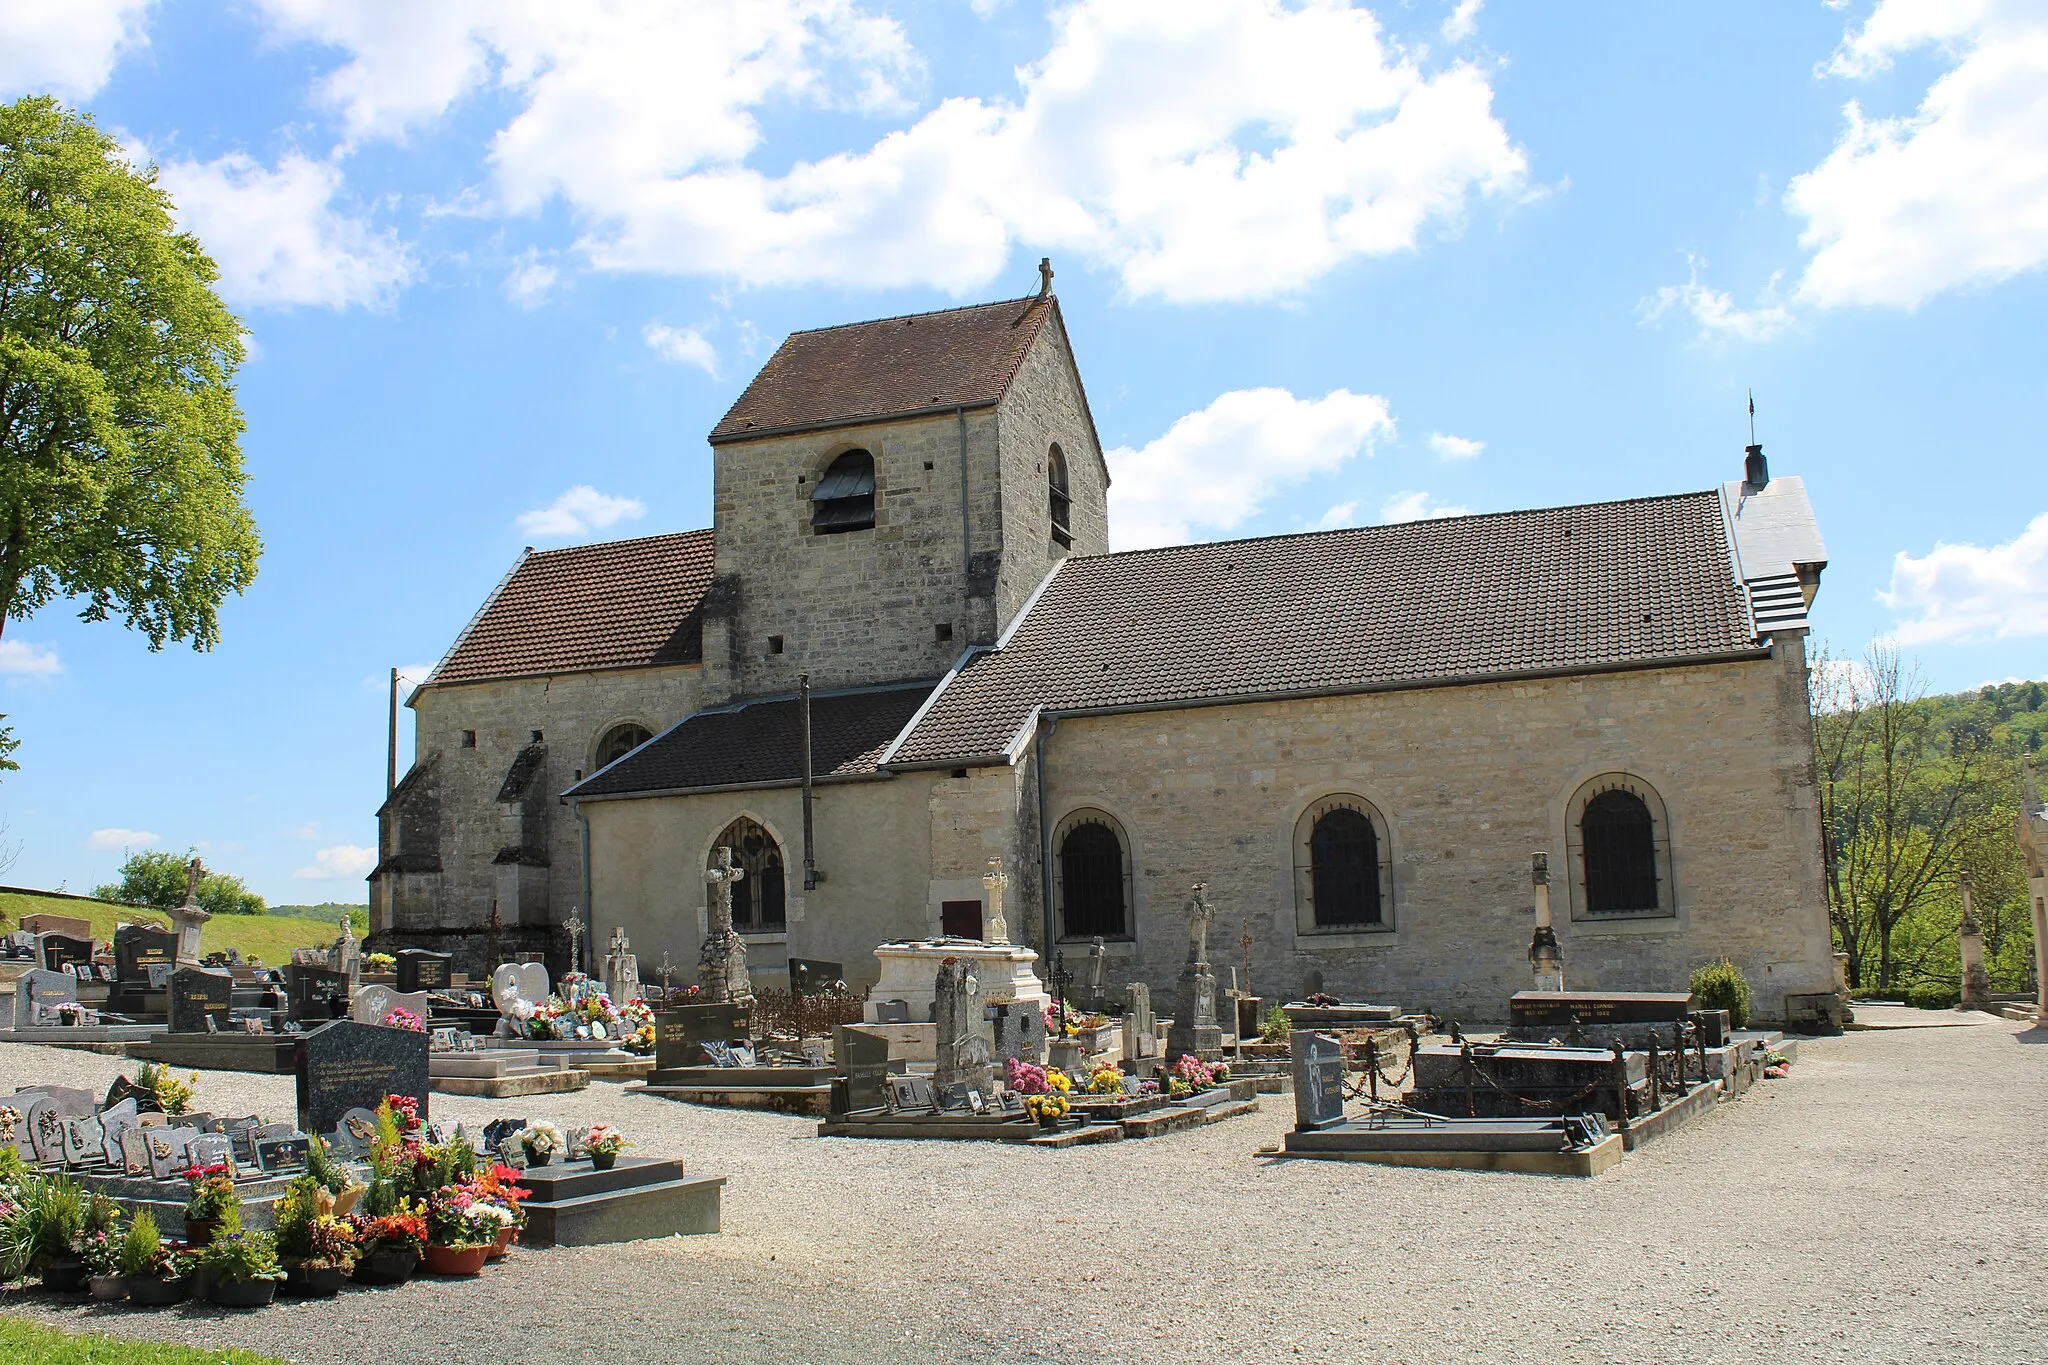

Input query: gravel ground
[3,1019,2045,1365]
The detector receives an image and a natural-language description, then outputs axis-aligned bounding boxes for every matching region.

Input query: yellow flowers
[1045,1068,1073,1093]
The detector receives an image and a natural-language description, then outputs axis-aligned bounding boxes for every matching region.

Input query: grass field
[0,1316,286,1364]
[0,888,362,966]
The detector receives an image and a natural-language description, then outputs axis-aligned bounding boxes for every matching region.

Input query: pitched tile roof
[710,296,1055,442]
[889,490,1760,766]
[568,683,938,798]
[428,530,715,687]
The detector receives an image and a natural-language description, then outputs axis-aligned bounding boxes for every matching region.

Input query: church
[370,269,1839,1026]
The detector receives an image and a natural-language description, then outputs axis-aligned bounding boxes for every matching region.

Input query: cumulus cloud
[1107,387,1393,550]
[1378,490,1471,523]
[295,844,377,880]
[643,322,719,376]
[255,0,1525,301]
[0,641,62,676]
[1788,0,2048,309]
[154,152,413,308]
[503,250,558,307]
[514,486,648,540]
[1642,255,1795,341]
[1427,431,1483,461]
[1311,502,1360,531]
[1442,0,1483,43]
[0,0,153,99]
[1878,512,2048,644]
[88,827,161,849]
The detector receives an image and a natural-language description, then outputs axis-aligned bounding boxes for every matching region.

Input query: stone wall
[994,316,1111,621]
[1032,639,1834,1024]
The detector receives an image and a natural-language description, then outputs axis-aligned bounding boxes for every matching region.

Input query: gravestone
[988,1000,1045,1067]
[788,958,846,995]
[286,963,349,1021]
[1291,1031,1347,1130]
[492,962,551,1025]
[1122,981,1157,1063]
[119,1128,152,1176]
[600,927,640,1005]
[932,959,993,1095]
[168,967,234,1034]
[834,1026,892,1114]
[699,846,751,1002]
[169,857,212,964]
[37,932,94,974]
[1167,883,1223,1060]
[21,912,92,939]
[293,1018,430,1137]
[395,948,453,995]
[655,1002,753,1070]
[114,923,178,982]
[254,1132,310,1172]
[12,967,76,1028]
[351,983,430,1026]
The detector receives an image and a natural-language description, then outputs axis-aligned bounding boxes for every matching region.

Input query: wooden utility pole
[386,666,400,798]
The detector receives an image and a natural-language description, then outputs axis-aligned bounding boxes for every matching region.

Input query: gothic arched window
[711,817,786,930]
[1565,774,1674,919]
[1293,796,1394,933]
[1048,444,1072,548]
[811,449,876,533]
[1055,810,1129,939]
[595,722,652,770]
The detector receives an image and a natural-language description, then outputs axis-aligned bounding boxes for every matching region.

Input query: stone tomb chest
[655,1004,752,1071]
[1505,991,1697,1050]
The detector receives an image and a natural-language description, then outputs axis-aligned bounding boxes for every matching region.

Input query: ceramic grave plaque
[28,1098,67,1163]
[254,1132,310,1172]
[61,1114,103,1167]
[326,1106,380,1158]
[146,1126,197,1180]
[99,1099,140,1165]
[120,1128,153,1176]
[137,1112,168,1128]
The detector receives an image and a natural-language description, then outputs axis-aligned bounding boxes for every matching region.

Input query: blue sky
[0,0,2042,904]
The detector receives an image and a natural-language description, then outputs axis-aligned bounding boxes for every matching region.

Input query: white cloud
[294,844,376,880]
[87,827,160,849]
[1810,653,1878,711]
[1442,0,1483,43]
[286,821,322,840]
[154,152,413,309]
[514,486,648,540]
[0,640,62,676]
[1642,255,1794,341]
[643,322,719,376]
[1107,387,1393,550]
[1311,502,1360,532]
[1427,431,1483,461]
[0,0,153,99]
[1878,512,2048,644]
[1378,491,1470,523]
[504,250,558,307]
[256,0,1525,301]
[1788,0,2048,309]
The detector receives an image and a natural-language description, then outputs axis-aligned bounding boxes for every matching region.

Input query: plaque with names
[120,1128,152,1176]
[1290,1030,1347,1130]
[188,1132,235,1176]
[887,1075,936,1112]
[255,1134,311,1172]
[62,1114,103,1167]
[146,1126,198,1180]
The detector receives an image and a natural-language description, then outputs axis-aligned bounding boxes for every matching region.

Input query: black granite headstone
[655,1003,753,1070]
[38,933,94,974]
[168,967,234,1034]
[1507,991,1693,1027]
[293,1018,430,1137]
[834,1025,891,1114]
[394,949,453,994]
[1291,1030,1346,1131]
[114,924,177,982]
[286,964,349,1021]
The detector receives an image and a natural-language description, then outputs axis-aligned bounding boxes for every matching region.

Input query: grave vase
[590,1150,617,1171]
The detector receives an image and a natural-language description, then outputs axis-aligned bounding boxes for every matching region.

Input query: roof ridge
[1072,489,1720,564]
[522,527,714,560]
[784,293,1047,337]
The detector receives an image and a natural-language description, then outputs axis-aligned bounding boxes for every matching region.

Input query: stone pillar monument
[932,957,989,1094]
[700,846,752,1003]
[981,858,1009,945]
[603,925,642,1005]
[169,857,212,965]
[1957,870,1992,1012]
[1167,882,1222,1061]
[1529,852,1563,992]
[2019,759,2048,1024]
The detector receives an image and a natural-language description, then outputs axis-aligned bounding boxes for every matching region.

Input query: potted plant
[199,1223,286,1308]
[518,1121,563,1167]
[466,1164,530,1260]
[181,1162,237,1247]
[117,1211,192,1307]
[76,1193,126,1300]
[421,1188,499,1277]
[274,1176,359,1297]
[0,1171,88,1290]
[349,1204,426,1285]
[583,1124,630,1171]
[55,1001,88,1027]
[1022,1092,1070,1129]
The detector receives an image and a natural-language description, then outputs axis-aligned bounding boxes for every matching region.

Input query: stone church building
[371,275,1838,1024]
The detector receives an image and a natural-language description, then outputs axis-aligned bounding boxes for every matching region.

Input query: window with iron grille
[1056,813,1127,938]
[1310,807,1381,926]
[712,817,786,930]
[595,722,652,769]
[811,449,876,533]
[1048,444,1072,548]
[1581,789,1659,913]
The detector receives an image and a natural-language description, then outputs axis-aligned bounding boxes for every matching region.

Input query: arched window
[595,722,652,769]
[811,449,876,533]
[711,817,786,931]
[1055,810,1130,939]
[1565,774,1674,918]
[1294,796,1394,933]
[1048,444,1072,548]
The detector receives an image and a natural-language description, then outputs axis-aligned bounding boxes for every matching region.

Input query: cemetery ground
[4,1014,2045,1364]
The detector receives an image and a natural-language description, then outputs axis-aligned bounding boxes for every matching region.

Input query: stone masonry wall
[994,315,1111,621]
[1034,640,1834,1024]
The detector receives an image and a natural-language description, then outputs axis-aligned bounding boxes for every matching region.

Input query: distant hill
[0,888,352,965]
[268,902,370,932]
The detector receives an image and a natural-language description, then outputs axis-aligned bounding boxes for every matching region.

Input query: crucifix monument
[1528,851,1564,992]
[603,924,642,1005]
[169,857,212,965]
[700,846,752,1003]
[1167,881,1222,1060]
[982,858,1009,945]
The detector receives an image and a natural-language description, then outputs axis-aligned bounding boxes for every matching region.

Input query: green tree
[0,96,260,771]
[93,848,265,916]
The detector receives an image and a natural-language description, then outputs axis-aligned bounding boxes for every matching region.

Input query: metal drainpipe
[1036,714,1058,958]
[575,801,593,978]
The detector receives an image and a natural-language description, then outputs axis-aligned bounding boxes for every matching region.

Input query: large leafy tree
[92,847,265,916]
[0,96,260,771]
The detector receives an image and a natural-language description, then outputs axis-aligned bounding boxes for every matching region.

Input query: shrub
[1260,1004,1290,1043]
[1905,982,1960,1010]
[0,1172,86,1277]
[1690,958,1752,1029]
[116,1210,162,1278]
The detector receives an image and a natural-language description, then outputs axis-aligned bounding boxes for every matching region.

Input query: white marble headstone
[99,1099,140,1166]
[492,962,550,1019]
[351,984,431,1026]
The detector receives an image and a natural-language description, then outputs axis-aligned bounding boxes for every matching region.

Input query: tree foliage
[0,95,261,770]
[92,848,265,916]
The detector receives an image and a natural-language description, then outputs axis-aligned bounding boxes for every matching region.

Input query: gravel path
[3,1021,2045,1365]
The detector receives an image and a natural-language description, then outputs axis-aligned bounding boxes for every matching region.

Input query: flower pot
[281,1262,348,1297]
[351,1247,417,1285]
[88,1273,128,1302]
[590,1150,617,1171]
[524,1147,552,1167]
[421,1242,490,1277]
[205,1276,277,1309]
[487,1226,517,1261]
[126,1275,192,1307]
[41,1255,89,1292]
[1035,1114,1062,1130]
[59,1014,80,1026]
[183,1216,220,1248]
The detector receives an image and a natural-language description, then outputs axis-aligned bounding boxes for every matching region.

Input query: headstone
[168,966,234,1034]
[932,959,992,1095]
[351,984,430,1026]
[834,1026,891,1114]
[1291,1030,1347,1130]
[788,958,846,995]
[1123,981,1157,1060]
[169,856,213,964]
[394,948,454,995]
[114,923,178,982]
[37,932,94,974]
[293,1018,430,1138]
[21,912,92,939]
[253,1132,311,1172]
[1167,883,1223,1060]
[600,928,640,1005]
[655,1003,753,1070]
[119,1128,152,1176]
[62,1114,104,1167]
[988,999,1046,1067]
[12,968,76,1028]
[492,962,551,1022]
[146,1126,198,1180]
[700,845,752,1002]
[98,1099,140,1166]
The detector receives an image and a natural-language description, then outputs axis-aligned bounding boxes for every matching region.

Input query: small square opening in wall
[460,730,477,748]
[767,635,785,655]
[923,461,934,471]
[934,622,953,643]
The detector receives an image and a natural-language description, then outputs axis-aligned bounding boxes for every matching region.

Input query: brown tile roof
[709,296,1055,442]
[888,491,1759,766]
[428,530,715,687]
[568,683,938,798]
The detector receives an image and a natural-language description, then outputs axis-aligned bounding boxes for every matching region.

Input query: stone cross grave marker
[170,856,213,965]
[293,1017,430,1138]
[169,966,234,1034]
[1168,883,1222,1060]
[982,859,1010,945]
[700,846,751,1003]
[602,925,642,1005]
[1291,1030,1347,1130]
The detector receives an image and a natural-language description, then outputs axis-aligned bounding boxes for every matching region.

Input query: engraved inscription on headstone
[394,949,453,994]
[655,1003,753,1070]
[168,967,234,1034]
[834,1025,891,1114]
[114,924,177,982]
[38,932,94,974]
[293,1018,430,1138]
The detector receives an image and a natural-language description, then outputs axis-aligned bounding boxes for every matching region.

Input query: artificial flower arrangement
[364,952,396,971]
[1168,1054,1226,1094]
[1022,1092,1070,1124]
[467,1164,532,1230]
[382,1006,427,1033]
[517,1121,565,1166]
[274,1176,360,1276]
[1005,1058,1051,1095]
[1085,1065,1125,1095]
[384,1093,424,1139]
[1040,1005,1107,1038]
[425,1185,512,1250]
[1045,1067,1073,1094]
[54,1001,89,1025]
[583,1124,630,1164]
[351,1204,427,1258]
[616,999,657,1054]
